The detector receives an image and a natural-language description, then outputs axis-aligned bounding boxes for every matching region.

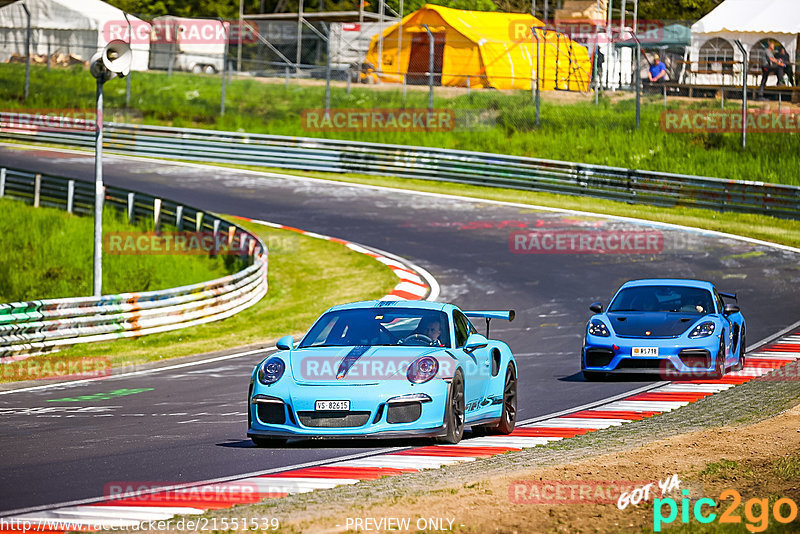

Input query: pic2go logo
[654,489,799,532]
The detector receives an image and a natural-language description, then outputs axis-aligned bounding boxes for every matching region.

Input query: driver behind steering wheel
[415,317,443,347]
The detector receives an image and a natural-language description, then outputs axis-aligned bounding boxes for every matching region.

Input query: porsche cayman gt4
[582,279,746,380]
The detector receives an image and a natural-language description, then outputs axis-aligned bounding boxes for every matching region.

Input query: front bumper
[582,333,720,375]
[248,378,450,439]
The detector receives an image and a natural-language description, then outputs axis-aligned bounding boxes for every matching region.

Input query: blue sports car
[248,300,517,445]
[582,279,746,380]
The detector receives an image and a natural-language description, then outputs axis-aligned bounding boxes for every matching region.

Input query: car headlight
[407,355,439,384]
[689,321,715,339]
[258,357,285,385]
[588,319,610,337]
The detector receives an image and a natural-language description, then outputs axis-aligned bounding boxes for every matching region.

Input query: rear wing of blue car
[465,310,515,337]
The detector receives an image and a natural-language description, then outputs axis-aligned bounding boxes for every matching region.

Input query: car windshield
[298,308,451,348]
[608,286,715,314]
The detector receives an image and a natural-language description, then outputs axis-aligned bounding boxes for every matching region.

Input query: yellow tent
[366,4,591,91]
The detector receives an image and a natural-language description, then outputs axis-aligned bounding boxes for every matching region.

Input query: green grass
[698,459,753,479]
[2,63,799,185]
[774,455,800,481]
[0,220,398,383]
[0,197,234,302]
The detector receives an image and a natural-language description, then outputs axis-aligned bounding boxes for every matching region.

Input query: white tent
[689,0,799,86]
[0,0,150,71]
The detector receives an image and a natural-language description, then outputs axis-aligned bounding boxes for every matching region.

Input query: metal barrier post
[153,198,162,232]
[127,192,135,224]
[47,41,51,72]
[67,180,74,213]
[33,173,41,207]
[466,75,470,94]
[346,70,351,94]
[663,84,667,107]
[285,66,290,88]
[175,205,183,231]
[196,211,204,232]
[0,168,5,197]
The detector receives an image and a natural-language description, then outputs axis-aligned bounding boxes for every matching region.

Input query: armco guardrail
[0,166,268,360]
[1,114,799,219]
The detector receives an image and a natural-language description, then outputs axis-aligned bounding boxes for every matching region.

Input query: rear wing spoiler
[465,310,515,337]
[719,291,737,301]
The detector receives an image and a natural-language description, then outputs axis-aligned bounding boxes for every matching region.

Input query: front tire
[732,329,746,372]
[437,370,465,444]
[712,338,726,379]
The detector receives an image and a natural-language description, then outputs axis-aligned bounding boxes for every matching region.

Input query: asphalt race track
[2,145,799,514]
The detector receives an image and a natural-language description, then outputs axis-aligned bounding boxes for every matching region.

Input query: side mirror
[723,303,740,315]
[464,333,489,352]
[276,335,294,350]
[589,302,604,314]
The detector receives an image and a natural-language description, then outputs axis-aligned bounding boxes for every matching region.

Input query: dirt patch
[278,403,800,533]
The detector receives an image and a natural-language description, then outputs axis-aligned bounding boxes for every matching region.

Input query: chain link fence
[1,16,799,186]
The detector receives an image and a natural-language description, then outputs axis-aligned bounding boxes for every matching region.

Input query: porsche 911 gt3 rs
[248,300,517,445]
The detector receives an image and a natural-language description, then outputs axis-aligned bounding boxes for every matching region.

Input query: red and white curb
[233,217,438,302]
[4,329,798,532]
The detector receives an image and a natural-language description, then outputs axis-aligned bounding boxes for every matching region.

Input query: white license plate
[315,400,350,411]
[632,347,659,357]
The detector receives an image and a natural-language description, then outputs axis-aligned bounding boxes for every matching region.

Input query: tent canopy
[0,0,150,70]
[365,4,591,91]
[692,0,800,35]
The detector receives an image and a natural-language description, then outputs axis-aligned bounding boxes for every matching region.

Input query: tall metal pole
[377,0,384,74]
[22,3,31,100]
[238,0,244,72]
[221,21,229,116]
[605,0,612,89]
[93,77,104,296]
[532,26,541,127]
[424,24,434,112]
[734,40,747,148]
[544,0,549,23]
[635,39,640,128]
[324,23,331,117]
[397,0,403,80]
[124,13,132,108]
[296,0,304,74]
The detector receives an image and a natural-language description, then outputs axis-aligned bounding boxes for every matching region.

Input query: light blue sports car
[248,300,516,445]
[582,279,746,380]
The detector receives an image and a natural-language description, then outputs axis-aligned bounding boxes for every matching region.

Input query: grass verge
[0,219,398,384]
[0,197,234,302]
[2,63,799,185]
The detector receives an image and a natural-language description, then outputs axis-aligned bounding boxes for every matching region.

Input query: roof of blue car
[618,279,715,290]
[325,300,449,313]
